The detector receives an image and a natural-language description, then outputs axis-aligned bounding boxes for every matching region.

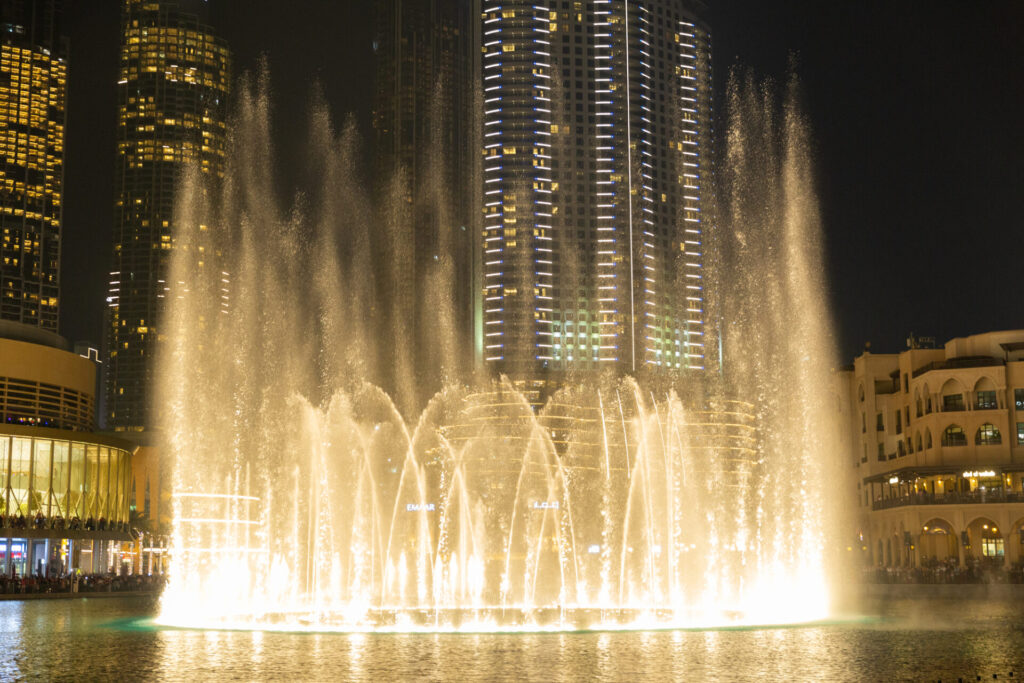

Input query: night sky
[61,1,1022,363]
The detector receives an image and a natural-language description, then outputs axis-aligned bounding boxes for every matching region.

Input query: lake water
[1,596,1022,681]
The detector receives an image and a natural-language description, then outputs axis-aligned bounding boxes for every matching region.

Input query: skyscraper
[373,0,474,203]
[0,0,67,332]
[477,0,713,389]
[372,0,477,399]
[106,0,229,432]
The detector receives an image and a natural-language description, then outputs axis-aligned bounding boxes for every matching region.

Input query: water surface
[1,596,1022,681]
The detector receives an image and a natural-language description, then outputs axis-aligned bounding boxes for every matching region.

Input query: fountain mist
[156,71,841,632]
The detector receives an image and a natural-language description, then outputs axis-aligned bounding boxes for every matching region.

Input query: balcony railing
[873,490,1024,511]
[912,357,1002,379]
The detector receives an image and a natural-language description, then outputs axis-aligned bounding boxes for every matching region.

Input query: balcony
[942,399,965,412]
[912,356,1003,379]
[872,489,1024,511]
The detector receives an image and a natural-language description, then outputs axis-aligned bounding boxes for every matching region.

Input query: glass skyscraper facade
[106,0,229,431]
[478,0,712,383]
[0,0,66,333]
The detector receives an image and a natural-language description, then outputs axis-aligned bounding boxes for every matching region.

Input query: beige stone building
[842,330,1024,569]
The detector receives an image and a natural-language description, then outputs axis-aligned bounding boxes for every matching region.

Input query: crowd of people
[0,513,130,533]
[0,572,166,595]
[864,559,1024,584]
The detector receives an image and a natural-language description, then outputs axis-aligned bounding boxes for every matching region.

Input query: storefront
[0,426,135,577]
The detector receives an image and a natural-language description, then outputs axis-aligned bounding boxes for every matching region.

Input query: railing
[912,357,1002,379]
[873,490,1024,510]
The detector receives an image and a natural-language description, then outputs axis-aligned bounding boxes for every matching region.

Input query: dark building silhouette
[372,0,477,391]
[0,0,67,332]
[105,0,229,432]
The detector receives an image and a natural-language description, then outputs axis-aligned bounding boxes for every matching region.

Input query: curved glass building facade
[0,427,132,531]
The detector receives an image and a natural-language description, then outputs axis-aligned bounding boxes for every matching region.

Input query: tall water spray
[156,72,841,631]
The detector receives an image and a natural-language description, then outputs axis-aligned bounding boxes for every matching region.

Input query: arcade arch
[965,516,1004,565]
[918,518,957,566]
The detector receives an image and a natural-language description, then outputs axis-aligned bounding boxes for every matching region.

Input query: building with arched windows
[841,330,1024,570]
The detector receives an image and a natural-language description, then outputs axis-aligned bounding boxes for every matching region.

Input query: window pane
[943,425,966,446]
[9,438,32,517]
[976,424,1001,446]
[976,390,997,409]
[0,437,7,517]
[982,538,1004,558]
[85,445,98,520]
[32,440,51,517]
[69,442,85,520]
[52,441,69,519]
[97,447,109,522]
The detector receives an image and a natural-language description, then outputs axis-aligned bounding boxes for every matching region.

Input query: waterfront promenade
[0,574,165,600]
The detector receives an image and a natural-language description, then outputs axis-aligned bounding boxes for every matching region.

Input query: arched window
[941,379,965,412]
[925,428,933,449]
[942,425,966,447]
[915,431,923,451]
[898,440,906,457]
[976,423,1002,445]
[974,377,997,410]
[858,383,865,402]
[906,437,914,454]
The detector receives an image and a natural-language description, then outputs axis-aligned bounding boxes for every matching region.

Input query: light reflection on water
[0,596,1022,681]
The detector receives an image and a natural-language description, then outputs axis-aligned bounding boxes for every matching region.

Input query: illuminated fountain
[156,73,842,632]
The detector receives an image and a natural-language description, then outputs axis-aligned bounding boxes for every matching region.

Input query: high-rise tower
[0,0,67,332]
[372,0,477,399]
[373,0,474,204]
[106,0,229,432]
[478,0,713,390]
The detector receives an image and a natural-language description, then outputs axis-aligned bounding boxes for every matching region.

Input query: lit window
[941,425,966,447]
[975,390,997,410]
[975,424,1001,446]
[981,538,1004,559]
